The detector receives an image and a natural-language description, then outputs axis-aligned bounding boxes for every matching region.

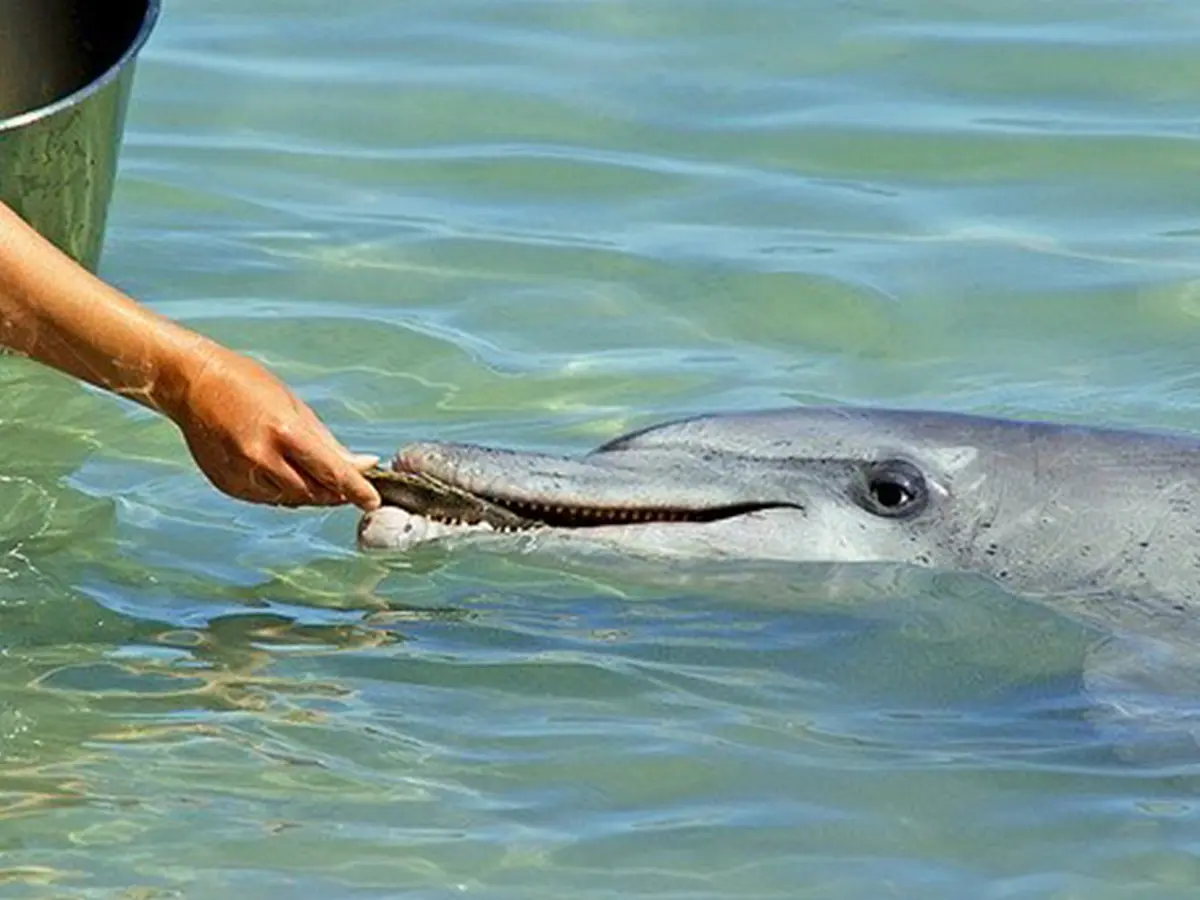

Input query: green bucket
[0,1,161,271]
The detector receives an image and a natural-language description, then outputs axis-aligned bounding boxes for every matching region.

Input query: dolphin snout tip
[357,506,419,550]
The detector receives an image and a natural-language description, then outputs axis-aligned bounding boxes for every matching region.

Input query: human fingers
[283,438,381,511]
[246,459,315,507]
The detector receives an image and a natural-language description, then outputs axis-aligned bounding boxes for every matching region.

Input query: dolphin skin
[359,405,1200,619]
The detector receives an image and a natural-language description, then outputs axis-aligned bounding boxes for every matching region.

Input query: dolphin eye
[857,460,929,518]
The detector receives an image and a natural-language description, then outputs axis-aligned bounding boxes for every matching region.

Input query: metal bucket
[0,0,161,271]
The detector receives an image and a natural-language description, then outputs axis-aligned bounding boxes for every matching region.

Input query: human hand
[164,340,382,510]
[0,201,380,511]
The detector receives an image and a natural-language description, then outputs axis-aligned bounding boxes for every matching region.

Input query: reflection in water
[0,610,434,827]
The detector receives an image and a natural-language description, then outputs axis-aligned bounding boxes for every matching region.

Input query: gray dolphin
[358,404,1200,750]
[359,405,1199,615]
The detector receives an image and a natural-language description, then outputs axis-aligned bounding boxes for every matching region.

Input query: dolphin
[358,405,1200,614]
[357,404,1200,751]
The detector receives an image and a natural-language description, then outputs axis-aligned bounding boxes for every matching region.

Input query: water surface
[6,0,1200,896]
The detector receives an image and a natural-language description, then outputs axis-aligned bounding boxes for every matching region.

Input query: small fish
[364,467,536,531]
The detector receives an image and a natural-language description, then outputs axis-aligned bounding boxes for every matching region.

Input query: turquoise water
[7,0,1200,895]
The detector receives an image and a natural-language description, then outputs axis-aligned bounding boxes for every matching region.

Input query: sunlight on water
[6,0,1200,897]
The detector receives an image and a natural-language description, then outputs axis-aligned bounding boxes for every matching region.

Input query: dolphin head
[358,406,1024,572]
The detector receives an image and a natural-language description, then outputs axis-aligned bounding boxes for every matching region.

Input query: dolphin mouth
[364,442,799,532]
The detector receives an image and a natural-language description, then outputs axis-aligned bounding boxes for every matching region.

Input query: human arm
[0,201,381,510]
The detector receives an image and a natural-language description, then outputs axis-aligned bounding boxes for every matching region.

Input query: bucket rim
[0,0,163,133]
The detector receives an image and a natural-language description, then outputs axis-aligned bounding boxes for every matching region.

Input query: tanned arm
[0,201,380,511]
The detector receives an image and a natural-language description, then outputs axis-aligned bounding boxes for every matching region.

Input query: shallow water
[6,0,1200,896]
